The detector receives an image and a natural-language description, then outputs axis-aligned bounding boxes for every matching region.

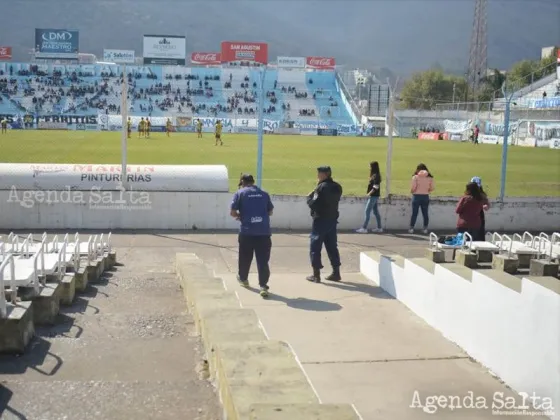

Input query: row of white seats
[429,231,560,261]
[0,232,112,318]
[429,232,500,253]
[489,232,560,260]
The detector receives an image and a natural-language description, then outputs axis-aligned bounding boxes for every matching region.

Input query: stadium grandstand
[0,60,360,134]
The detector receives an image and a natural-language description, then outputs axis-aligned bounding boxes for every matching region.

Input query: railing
[0,254,18,318]
[335,72,362,123]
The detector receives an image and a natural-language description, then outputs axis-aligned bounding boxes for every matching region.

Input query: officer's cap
[317,166,332,174]
[238,173,255,187]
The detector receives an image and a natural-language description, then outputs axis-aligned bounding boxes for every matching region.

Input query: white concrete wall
[360,253,560,420]
[0,191,558,231]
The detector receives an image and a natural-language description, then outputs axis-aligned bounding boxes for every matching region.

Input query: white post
[385,85,395,199]
[121,64,128,189]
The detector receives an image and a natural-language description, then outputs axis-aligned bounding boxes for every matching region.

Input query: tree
[400,69,467,110]
[506,49,558,88]
[477,69,506,101]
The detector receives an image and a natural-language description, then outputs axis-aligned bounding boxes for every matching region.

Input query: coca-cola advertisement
[221,41,268,64]
[191,52,222,65]
[306,56,336,70]
[0,47,12,60]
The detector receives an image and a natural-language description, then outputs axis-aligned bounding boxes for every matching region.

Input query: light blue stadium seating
[0,62,356,128]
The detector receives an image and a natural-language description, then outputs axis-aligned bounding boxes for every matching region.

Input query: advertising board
[277,56,305,68]
[478,134,500,144]
[0,163,228,192]
[305,57,336,70]
[0,47,12,60]
[317,128,338,136]
[221,42,268,64]
[35,29,79,59]
[143,35,186,65]
[103,49,135,64]
[418,132,441,140]
[191,52,221,65]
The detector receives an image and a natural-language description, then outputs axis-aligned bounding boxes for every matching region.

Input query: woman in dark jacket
[456,182,484,238]
[356,161,383,233]
[470,176,490,240]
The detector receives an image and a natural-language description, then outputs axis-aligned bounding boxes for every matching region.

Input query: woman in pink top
[408,163,434,234]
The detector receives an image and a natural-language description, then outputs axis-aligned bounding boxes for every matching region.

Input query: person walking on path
[230,174,274,298]
[408,163,434,234]
[306,166,343,283]
[356,161,383,233]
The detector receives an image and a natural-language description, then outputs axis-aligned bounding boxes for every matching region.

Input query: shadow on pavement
[0,384,28,419]
[267,293,343,312]
[324,280,394,299]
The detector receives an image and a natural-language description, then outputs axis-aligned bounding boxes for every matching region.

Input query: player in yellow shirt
[127,117,132,139]
[196,118,203,138]
[138,117,145,138]
[145,118,151,138]
[215,120,223,146]
[166,118,172,137]
[1,118,7,134]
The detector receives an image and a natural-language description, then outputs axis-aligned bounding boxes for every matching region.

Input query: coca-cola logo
[307,57,335,67]
[192,52,220,62]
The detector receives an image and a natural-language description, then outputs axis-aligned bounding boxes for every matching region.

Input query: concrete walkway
[0,231,548,419]
[0,243,220,420]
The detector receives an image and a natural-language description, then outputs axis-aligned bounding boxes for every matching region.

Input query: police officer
[230,174,274,298]
[306,166,343,283]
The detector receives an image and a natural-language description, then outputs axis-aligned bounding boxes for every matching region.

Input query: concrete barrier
[0,302,34,354]
[176,253,360,420]
[1,191,558,231]
[360,251,560,420]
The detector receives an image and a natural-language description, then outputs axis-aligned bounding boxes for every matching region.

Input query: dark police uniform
[306,166,343,283]
[230,174,274,296]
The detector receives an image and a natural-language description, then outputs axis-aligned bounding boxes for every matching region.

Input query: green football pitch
[1,130,558,197]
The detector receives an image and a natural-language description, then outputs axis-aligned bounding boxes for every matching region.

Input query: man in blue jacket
[230,174,274,298]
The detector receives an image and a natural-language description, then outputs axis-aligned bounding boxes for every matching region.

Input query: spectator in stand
[408,163,434,234]
[455,182,485,239]
[473,124,480,144]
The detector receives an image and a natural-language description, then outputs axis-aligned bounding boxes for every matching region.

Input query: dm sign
[35,29,79,59]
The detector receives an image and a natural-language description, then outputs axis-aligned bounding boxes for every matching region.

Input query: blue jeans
[362,196,381,229]
[410,194,430,229]
[310,218,341,270]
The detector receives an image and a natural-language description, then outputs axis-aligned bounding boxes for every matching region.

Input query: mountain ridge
[1,0,558,76]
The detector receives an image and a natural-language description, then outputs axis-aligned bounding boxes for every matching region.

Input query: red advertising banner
[306,56,336,70]
[418,132,442,140]
[191,52,221,65]
[0,47,12,60]
[220,42,268,64]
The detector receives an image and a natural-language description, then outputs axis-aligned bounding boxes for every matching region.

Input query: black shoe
[306,269,321,283]
[325,270,341,282]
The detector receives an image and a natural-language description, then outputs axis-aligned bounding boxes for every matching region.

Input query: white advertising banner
[143,35,186,65]
[0,163,228,192]
[530,122,560,148]
[478,134,500,144]
[103,49,135,64]
[443,119,471,134]
[277,56,305,68]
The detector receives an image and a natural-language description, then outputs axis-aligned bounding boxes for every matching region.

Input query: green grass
[1,130,559,197]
